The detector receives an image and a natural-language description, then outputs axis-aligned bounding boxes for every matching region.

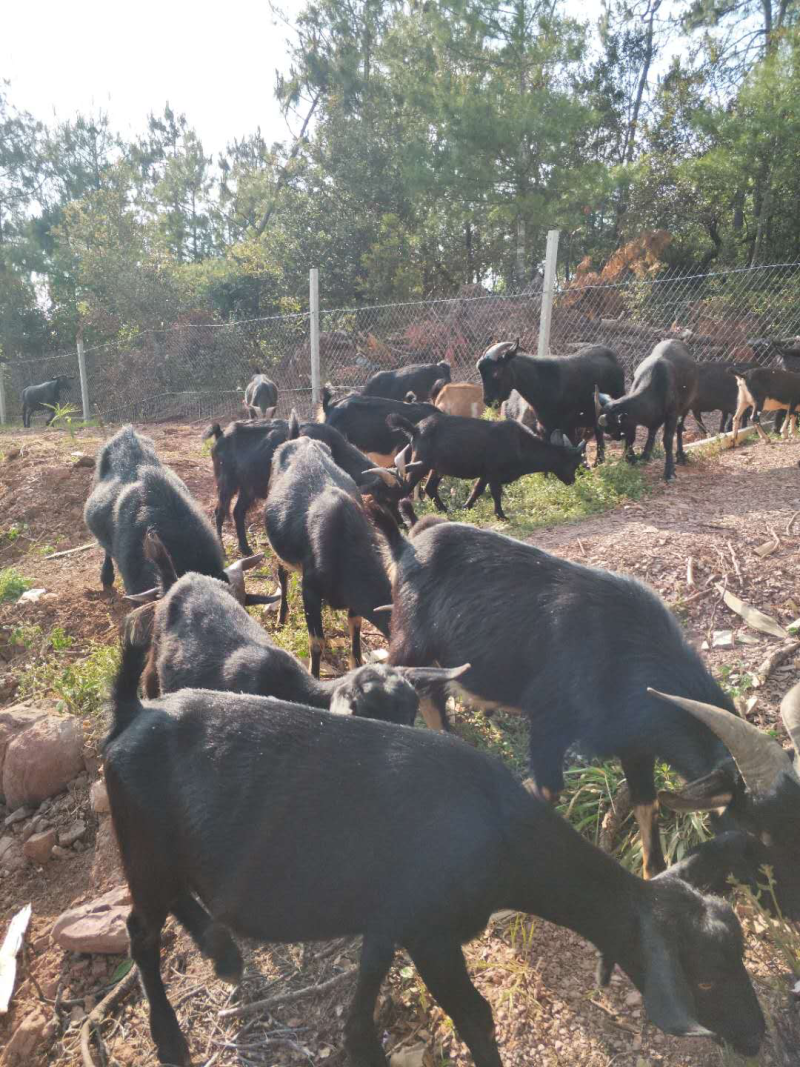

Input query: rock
[69,1005,86,1026]
[51,845,71,859]
[4,806,32,827]
[16,588,47,605]
[3,712,84,810]
[21,822,37,842]
[1,843,25,871]
[73,454,95,469]
[0,1008,55,1066]
[90,780,109,814]
[0,834,16,860]
[23,828,57,864]
[90,817,122,890]
[624,991,642,1008]
[0,675,18,702]
[52,885,131,954]
[711,629,734,648]
[58,819,86,847]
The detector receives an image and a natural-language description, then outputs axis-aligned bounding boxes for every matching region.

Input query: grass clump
[0,567,32,601]
[17,642,120,718]
[409,457,651,538]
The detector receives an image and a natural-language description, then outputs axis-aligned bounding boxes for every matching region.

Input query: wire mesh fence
[2,261,799,428]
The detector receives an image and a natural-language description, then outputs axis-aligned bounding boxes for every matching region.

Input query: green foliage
[0,567,31,601]
[17,642,120,718]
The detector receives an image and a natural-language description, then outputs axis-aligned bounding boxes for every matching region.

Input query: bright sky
[2,0,307,157]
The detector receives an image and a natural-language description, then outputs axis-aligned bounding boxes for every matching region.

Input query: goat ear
[640,914,713,1039]
[400,663,470,696]
[124,588,160,604]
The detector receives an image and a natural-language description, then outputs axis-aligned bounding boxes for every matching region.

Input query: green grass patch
[0,567,31,601]
[408,456,651,538]
[17,642,120,718]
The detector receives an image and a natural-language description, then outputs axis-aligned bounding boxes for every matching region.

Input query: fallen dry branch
[787,511,800,537]
[686,556,696,589]
[79,966,139,1067]
[42,541,99,561]
[716,585,789,640]
[754,639,800,687]
[598,782,632,854]
[218,965,358,1021]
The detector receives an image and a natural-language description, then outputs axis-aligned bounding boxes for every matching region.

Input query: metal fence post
[537,229,560,358]
[309,268,320,405]
[0,363,6,425]
[77,339,90,421]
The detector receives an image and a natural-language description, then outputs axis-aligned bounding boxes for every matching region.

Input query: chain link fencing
[2,262,799,428]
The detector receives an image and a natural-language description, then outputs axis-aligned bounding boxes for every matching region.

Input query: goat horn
[647,688,794,794]
[780,679,800,769]
[395,445,409,477]
[363,468,398,486]
[373,604,393,613]
[124,588,160,604]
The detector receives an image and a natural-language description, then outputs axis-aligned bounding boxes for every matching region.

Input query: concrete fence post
[309,268,320,407]
[0,363,6,425]
[537,229,561,358]
[77,340,90,421]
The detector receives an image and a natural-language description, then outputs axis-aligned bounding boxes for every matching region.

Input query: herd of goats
[19,336,800,1065]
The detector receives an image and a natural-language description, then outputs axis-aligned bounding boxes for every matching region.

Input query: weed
[0,567,31,601]
[2,523,27,543]
[49,625,74,651]
[9,623,43,649]
[17,642,120,718]
[718,662,757,701]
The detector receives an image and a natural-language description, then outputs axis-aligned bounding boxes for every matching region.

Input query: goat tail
[106,637,148,746]
[203,422,223,442]
[288,409,301,440]
[385,413,417,439]
[143,529,179,593]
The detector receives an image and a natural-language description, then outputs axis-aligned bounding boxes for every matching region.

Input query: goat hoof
[157,1034,192,1066]
[597,954,615,987]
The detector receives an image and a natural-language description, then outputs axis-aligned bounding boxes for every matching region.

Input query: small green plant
[2,523,26,543]
[0,567,31,602]
[17,642,120,717]
[49,625,73,651]
[44,401,81,437]
[9,623,43,649]
[718,662,757,701]
[737,866,800,978]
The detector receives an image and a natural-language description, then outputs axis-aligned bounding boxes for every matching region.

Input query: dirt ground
[0,421,798,1067]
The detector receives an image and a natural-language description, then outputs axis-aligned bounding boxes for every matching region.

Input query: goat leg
[660,419,676,481]
[277,565,289,626]
[126,910,191,1067]
[348,612,363,669]
[424,471,448,512]
[464,478,487,509]
[488,482,507,521]
[675,416,688,465]
[344,936,395,1067]
[302,579,325,678]
[640,427,658,463]
[622,755,666,879]
[406,937,503,1067]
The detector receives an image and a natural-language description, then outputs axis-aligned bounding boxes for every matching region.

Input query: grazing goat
[21,374,75,427]
[387,412,585,521]
[691,363,745,436]
[136,534,466,722]
[243,373,278,418]
[85,428,266,603]
[478,341,623,463]
[321,386,441,464]
[375,511,754,880]
[84,426,162,590]
[362,359,450,402]
[104,638,765,1067]
[263,426,392,677]
[596,339,698,480]
[203,418,290,554]
[732,367,800,444]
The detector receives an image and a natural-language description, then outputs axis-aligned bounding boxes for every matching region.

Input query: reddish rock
[90,779,109,813]
[23,828,57,864]
[52,885,131,954]
[0,706,50,781]
[3,714,84,810]
[0,1008,55,1066]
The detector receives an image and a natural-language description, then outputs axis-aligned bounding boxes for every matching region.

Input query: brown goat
[430,380,485,419]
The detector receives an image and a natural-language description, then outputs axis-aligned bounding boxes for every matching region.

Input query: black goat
[263,427,393,677]
[84,426,162,590]
[203,418,290,554]
[691,363,749,436]
[85,428,266,603]
[362,360,451,402]
[596,339,698,480]
[321,386,440,464]
[104,637,765,1067]
[204,418,409,555]
[477,341,623,463]
[732,367,800,444]
[136,539,466,724]
[21,374,75,427]
[375,511,750,880]
[386,412,585,521]
[243,373,278,418]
